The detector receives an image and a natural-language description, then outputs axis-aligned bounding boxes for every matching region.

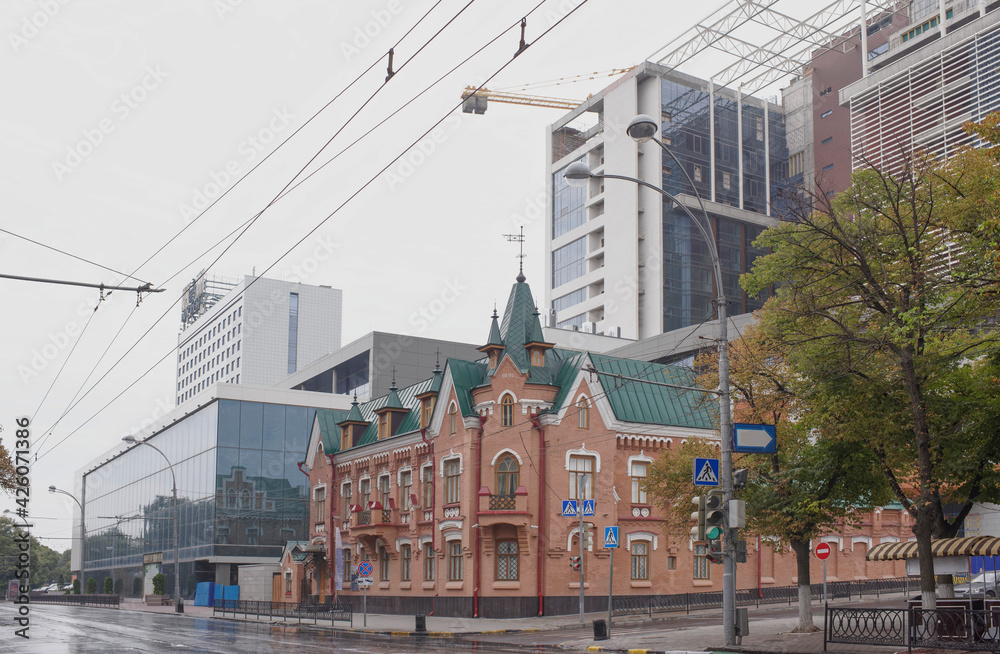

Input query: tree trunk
[900,353,938,610]
[791,539,819,633]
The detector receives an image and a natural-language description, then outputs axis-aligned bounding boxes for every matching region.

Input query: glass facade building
[81,398,315,598]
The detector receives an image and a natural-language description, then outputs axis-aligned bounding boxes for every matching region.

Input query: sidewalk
[115,594,936,654]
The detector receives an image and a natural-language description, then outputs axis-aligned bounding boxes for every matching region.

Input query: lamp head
[122,436,137,444]
[49,485,57,493]
[563,161,593,188]
[626,114,658,143]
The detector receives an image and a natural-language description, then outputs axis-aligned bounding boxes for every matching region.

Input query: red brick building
[287,273,909,617]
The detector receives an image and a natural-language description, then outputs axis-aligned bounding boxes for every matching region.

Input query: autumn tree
[743,123,1000,607]
[647,324,888,631]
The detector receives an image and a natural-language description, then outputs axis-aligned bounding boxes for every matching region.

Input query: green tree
[103,577,113,594]
[743,134,1000,607]
[152,572,165,596]
[86,577,96,594]
[72,577,80,594]
[0,437,15,492]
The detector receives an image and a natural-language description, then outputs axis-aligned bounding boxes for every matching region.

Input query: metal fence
[825,604,1000,652]
[24,594,120,608]
[212,599,353,626]
[613,576,911,617]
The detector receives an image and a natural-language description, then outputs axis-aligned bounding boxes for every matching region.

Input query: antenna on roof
[503,226,527,282]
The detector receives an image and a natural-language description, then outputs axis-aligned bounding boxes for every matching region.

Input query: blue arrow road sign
[562,500,578,517]
[732,423,777,453]
[582,499,595,516]
[693,457,720,486]
[604,526,619,548]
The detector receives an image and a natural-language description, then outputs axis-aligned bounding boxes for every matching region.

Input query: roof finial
[391,366,397,389]
[503,225,527,283]
[434,348,441,372]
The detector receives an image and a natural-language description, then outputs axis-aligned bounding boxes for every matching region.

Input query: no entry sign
[815,543,832,560]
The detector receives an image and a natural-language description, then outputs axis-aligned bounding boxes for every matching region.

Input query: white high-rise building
[176,276,342,404]
[545,63,787,348]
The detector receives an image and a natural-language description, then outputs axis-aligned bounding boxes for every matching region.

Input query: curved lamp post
[122,436,182,613]
[564,114,735,645]
[48,485,86,582]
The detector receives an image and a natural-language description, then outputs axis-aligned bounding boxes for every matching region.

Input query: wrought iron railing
[825,604,1000,651]
[612,576,911,617]
[490,494,516,510]
[381,509,392,523]
[357,510,371,525]
[25,593,120,607]
[212,599,353,625]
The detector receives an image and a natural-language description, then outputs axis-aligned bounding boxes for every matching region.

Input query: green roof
[316,377,439,452]
[587,353,715,429]
[448,358,488,417]
[484,309,503,347]
[498,279,544,373]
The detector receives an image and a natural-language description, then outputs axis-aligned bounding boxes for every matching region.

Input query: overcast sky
[1,0,834,546]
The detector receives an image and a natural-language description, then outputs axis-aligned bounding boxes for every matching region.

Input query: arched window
[577,396,590,429]
[449,403,457,435]
[501,395,514,427]
[496,455,519,496]
[227,488,237,508]
[240,489,251,510]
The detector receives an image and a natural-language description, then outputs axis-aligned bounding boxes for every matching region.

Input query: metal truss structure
[648,0,906,96]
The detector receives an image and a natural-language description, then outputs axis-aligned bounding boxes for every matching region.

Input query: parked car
[955,571,1000,598]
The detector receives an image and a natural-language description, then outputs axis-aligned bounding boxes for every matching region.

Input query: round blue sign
[358,561,373,577]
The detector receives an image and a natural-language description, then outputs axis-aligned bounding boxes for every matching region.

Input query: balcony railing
[357,510,371,526]
[489,494,516,510]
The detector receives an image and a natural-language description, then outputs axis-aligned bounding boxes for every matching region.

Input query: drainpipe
[474,415,486,618]
[530,413,545,616]
[419,428,434,553]
[327,453,337,602]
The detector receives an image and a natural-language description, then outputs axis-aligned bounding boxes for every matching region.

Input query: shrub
[86,578,96,594]
[72,578,80,594]
[103,577,113,594]
[152,572,165,596]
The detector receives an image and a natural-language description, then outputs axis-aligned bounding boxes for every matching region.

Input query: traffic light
[705,491,724,540]
[705,491,724,564]
[570,555,581,571]
[690,494,706,541]
[581,524,593,549]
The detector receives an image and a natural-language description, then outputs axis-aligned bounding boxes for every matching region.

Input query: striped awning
[866,536,1000,561]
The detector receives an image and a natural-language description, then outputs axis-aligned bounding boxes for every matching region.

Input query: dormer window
[420,397,435,428]
[341,426,350,451]
[489,352,497,369]
[378,414,389,439]
[531,349,544,366]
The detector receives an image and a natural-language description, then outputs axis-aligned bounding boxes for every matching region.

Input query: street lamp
[122,436,183,613]
[564,114,736,645]
[48,485,86,583]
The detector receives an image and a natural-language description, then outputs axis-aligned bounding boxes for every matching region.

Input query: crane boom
[461,86,582,114]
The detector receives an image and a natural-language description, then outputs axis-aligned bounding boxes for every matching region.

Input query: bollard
[415,614,427,634]
[593,619,609,641]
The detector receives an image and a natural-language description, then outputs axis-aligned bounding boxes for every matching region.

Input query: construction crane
[461,86,581,114]
[460,68,633,114]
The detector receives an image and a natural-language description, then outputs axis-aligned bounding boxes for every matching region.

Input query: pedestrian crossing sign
[562,500,578,517]
[604,526,619,549]
[693,457,720,486]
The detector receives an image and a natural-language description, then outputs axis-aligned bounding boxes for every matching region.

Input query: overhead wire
[38,0,575,461]
[30,0,455,444]
[0,227,150,286]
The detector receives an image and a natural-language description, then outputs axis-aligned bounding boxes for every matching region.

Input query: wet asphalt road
[0,603,562,654]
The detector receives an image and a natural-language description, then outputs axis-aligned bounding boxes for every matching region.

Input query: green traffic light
[706,526,722,540]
